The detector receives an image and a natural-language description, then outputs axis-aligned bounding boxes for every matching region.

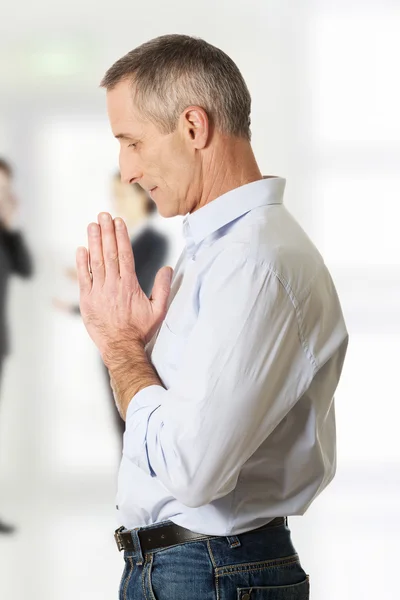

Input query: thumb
[151,266,173,318]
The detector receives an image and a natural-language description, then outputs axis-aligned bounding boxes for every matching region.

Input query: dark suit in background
[0,224,33,400]
[130,227,169,297]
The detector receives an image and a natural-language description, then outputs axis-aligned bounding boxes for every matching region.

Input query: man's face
[107,80,197,218]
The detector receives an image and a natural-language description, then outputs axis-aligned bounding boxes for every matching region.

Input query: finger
[114,218,136,280]
[76,246,92,294]
[98,212,120,279]
[87,222,105,286]
[150,266,173,319]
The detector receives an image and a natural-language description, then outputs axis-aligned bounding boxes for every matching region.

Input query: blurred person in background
[76,35,348,599]
[54,174,168,448]
[0,157,33,534]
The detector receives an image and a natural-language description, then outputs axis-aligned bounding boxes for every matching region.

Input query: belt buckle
[114,526,125,552]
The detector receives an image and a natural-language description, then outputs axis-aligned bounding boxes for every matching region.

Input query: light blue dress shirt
[117,176,348,535]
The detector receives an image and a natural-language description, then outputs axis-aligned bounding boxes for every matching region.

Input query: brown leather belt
[114,517,286,553]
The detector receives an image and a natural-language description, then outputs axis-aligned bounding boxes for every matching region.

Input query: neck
[189,136,263,214]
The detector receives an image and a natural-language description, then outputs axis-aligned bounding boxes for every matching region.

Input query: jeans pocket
[119,557,135,600]
[143,554,158,600]
[237,575,310,599]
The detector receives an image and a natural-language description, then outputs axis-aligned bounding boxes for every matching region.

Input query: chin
[157,202,179,219]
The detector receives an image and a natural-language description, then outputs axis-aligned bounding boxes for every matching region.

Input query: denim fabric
[119,518,309,599]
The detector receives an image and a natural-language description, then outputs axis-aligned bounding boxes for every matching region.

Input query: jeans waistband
[118,517,288,565]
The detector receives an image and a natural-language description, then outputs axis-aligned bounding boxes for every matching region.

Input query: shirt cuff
[123,385,166,476]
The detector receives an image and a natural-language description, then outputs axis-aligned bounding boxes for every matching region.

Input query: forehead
[106,80,144,133]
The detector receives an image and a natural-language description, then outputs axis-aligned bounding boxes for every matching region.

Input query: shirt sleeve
[124,245,315,508]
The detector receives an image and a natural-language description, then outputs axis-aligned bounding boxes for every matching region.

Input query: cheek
[165,147,192,184]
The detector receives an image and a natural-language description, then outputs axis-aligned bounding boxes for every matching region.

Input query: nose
[119,150,142,185]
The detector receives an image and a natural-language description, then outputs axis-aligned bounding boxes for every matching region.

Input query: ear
[180,106,209,150]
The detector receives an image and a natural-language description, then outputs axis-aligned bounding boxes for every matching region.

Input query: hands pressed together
[76,212,172,370]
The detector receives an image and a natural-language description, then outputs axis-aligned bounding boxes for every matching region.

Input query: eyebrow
[115,133,135,141]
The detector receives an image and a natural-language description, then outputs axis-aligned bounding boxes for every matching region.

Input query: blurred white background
[0,0,399,598]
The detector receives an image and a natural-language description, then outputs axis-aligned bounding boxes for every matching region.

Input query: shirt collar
[183,176,286,246]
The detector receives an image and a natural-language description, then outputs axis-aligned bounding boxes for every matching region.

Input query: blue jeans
[119,518,309,599]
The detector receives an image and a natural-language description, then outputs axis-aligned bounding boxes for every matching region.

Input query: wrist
[102,338,144,371]
[104,339,160,420]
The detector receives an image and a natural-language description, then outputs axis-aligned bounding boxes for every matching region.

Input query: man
[0,158,33,534]
[76,35,348,599]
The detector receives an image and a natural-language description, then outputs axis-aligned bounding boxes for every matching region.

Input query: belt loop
[226,535,241,549]
[130,528,144,565]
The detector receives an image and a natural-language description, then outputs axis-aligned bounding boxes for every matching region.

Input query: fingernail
[100,212,110,222]
[115,218,124,229]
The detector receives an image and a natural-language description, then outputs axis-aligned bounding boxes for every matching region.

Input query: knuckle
[105,252,119,264]
[91,259,104,269]
[119,251,132,264]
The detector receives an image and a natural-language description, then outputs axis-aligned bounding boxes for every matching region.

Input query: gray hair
[100,34,252,141]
